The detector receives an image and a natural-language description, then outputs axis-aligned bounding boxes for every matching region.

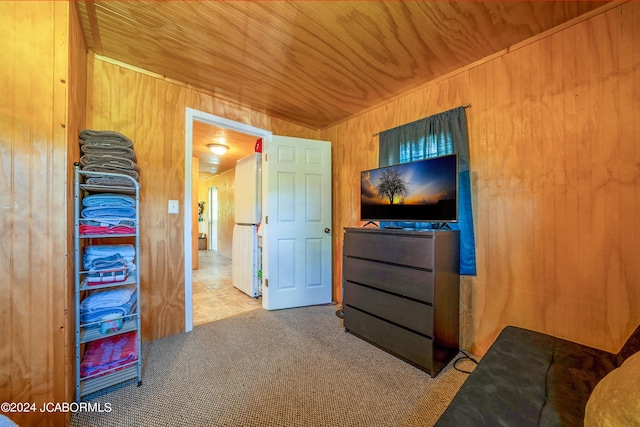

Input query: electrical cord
[453,349,479,374]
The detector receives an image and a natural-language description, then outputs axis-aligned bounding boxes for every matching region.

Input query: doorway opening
[184,108,271,332]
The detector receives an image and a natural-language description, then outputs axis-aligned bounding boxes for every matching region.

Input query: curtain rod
[371,104,471,137]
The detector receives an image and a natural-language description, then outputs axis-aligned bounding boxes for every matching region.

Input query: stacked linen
[81,193,136,233]
[79,224,136,235]
[80,285,137,328]
[80,331,138,378]
[84,244,136,285]
[79,129,140,184]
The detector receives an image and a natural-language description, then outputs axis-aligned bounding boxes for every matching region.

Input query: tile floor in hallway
[192,250,262,326]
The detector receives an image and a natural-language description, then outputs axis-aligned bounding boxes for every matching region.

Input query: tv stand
[342,227,460,376]
[362,221,379,228]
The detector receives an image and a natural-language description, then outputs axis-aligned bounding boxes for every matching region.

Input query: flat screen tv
[360,154,458,223]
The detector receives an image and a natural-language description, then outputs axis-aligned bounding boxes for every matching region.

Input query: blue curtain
[378,106,476,275]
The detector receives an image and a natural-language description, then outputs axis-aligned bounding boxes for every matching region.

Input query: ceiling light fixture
[208,143,229,155]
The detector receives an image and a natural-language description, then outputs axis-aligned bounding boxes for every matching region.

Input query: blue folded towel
[84,245,136,272]
[81,206,136,219]
[88,253,127,272]
[83,193,136,208]
[85,244,135,258]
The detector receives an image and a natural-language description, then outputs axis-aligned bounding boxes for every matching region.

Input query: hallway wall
[199,168,236,259]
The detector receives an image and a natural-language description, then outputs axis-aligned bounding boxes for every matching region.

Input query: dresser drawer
[343,257,434,303]
[344,281,434,336]
[344,306,434,373]
[343,231,434,269]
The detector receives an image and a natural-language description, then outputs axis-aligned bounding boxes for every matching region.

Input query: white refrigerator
[232,152,261,298]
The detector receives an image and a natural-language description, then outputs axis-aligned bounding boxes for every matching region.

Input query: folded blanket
[81,144,137,160]
[79,224,136,235]
[85,176,136,188]
[80,129,134,148]
[80,155,140,172]
[84,260,135,273]
[81,164,139,181]
[82,301,137,329]
[80,193,136,224]
[80,292,137,324]
[81,206,136,219]
[84,245,136,271]
[80,331,138,378]
[80,285,136,312]
[85,244,135,258]
[88,253,127,271]
[86,268,128,285]
[81,218,135,227]
[83,193,136,208]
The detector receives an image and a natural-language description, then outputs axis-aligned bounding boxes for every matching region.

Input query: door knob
[324,228,331,234]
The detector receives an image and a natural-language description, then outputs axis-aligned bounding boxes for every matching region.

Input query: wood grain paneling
[1,1,84,425]
[87,57,319,342]
[65,2,88,424]
[199,169,236,259]
[74,1,607,129]
[325,2,640,355]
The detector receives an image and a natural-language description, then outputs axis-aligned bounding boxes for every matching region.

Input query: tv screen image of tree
[360,154,458,222]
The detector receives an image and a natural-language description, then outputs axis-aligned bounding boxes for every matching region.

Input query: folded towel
[88,253,127,271]
[81,206,136,219]
[80,292,137,324]
[80,331,138,378]
[81,219,135,227]
[85,176,136,188]
[80,285,136,312]
[84,257,135,272]
[81,301,137,329]
[79,224,136,235]
[80,129,134,148]
[81,144,137,160]
[80,155,140,172]
[83,194,136,208]
[81,164,139,181]
[86,268,128,285]
[84,245,136,271]
[85,244,135,258]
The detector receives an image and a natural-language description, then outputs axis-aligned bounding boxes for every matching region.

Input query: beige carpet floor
[71,304,474,427]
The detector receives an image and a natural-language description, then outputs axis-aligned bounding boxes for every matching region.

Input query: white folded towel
[80,285,136,312]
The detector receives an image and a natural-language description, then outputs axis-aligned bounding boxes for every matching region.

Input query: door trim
[184,108,271,332]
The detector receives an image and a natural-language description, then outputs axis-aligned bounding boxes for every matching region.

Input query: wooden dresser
[342,227,460,376]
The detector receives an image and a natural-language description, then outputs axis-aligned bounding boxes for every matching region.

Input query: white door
[262,135,332,310]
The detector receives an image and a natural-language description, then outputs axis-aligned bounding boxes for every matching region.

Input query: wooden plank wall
[324,3,640,355]
[87,57,320,342]
[199,168,236,259]
[0,1,86,425]
[66,1,88,422]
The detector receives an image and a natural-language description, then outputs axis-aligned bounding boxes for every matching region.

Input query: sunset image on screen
[360,154,457,222]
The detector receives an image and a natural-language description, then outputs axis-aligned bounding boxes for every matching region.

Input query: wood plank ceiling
[75,1,608,175]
